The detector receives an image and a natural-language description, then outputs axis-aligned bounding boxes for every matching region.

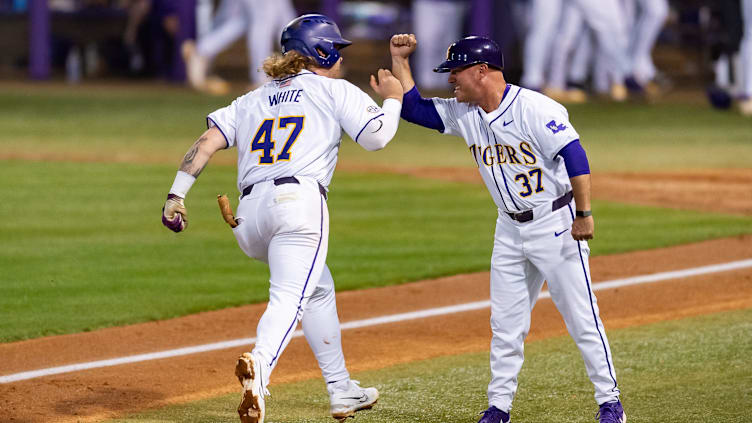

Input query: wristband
[169,170,196,198]
[576,210,592,217]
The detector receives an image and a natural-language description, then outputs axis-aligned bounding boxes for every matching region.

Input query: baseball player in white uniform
[162,14,404,423]
[625,0,669,88]
[546,0,631,102]
[740,0,752,115]
[389,34,625,423]
[412,0,468,90]
[520,0,563,91]
[182,0,296,93]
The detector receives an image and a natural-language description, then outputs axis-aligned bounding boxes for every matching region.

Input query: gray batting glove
[162,194,188,232]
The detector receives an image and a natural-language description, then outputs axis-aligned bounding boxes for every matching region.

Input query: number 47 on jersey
[251,116,304,164]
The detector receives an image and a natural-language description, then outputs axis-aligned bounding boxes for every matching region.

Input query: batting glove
[162,194,188,232]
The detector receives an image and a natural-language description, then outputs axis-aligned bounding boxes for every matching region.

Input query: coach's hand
[571,216,594,241]
[162,194,188,232]
[370,69,403,101]
[390,33,417,59]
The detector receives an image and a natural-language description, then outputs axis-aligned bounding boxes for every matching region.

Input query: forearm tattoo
[179,136,209,177]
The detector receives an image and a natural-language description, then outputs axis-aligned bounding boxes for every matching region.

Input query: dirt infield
[1,157,750,422]
[1,235,751,422]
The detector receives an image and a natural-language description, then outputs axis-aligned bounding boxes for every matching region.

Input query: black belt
[241,176,327,200]
[506,191,573,223]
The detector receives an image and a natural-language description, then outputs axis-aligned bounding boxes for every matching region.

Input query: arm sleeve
[356,98,403,151]
[521,98,580,159]
[557,139,591,177]
[206,98,239,148]
[333,80,402,150]
[401,86,445,132]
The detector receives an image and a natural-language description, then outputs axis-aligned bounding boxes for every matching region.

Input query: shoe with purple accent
[477,406,510,423]
[596,400,626,423]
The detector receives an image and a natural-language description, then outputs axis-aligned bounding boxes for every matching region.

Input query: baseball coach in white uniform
[162,14,405,423]
[388,34,625,423]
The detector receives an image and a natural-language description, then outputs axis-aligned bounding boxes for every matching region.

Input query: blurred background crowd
[1,0,751,114]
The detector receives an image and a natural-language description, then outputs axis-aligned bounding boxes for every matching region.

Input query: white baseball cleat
[328,380,379,421]
[181,40,209,91]
[543,87,587,104]
[235,352,267,423]
[739,99,752,117]
[610,84,628,102]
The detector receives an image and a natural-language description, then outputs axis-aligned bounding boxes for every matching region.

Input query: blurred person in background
[740,0,752,115]
[706,0,745,111]
[544,0,631,103]
[115,0,182,78]
[557,0,670,101]
[181,0,296,95]
[520,0,562,92]
[412,0,468,91]
[624,0,670,94]
[122,0,151,74]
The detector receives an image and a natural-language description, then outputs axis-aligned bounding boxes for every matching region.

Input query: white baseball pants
[520,0,563,89]
[628,0,669,84]
[196,0,296,84]
[487,204,620,412]
[574,0,630,85]
[232,177,349,388]
[741,0,752,98]
[413,0,467,90]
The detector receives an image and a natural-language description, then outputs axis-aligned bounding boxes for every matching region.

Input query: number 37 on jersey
[251,116,305,164]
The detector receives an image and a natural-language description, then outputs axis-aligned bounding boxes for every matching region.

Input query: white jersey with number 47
[432,84,580,213]
[207,70,391,193]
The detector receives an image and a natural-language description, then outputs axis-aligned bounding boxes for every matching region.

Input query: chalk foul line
[2,258,751,384]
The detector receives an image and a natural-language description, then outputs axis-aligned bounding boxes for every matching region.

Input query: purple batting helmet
[281,14,352,68]
[434,36,504,73]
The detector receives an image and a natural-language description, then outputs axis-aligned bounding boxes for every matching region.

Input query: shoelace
[595,403,622,423]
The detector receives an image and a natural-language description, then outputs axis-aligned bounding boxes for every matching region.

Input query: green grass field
[109,308,752,423]
[1,85,752,342]
[2,84,752,170]
[1,159,750,342]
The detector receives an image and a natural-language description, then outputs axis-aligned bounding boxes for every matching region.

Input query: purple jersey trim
[557,139,590,177]
[488,84,517,126]
[400,86,445,132]
[491,131,520,210]
[475,112,513,212]
[566,203,620,392]
[206,116,230,149]
[355,113,385,143]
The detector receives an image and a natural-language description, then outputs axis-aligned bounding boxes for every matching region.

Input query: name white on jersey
[432,84,580,212]
[207,70,387,192]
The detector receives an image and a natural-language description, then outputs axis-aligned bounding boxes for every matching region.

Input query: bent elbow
[360,136,391,151]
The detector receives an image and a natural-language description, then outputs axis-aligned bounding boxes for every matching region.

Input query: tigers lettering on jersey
[469,142,539,167]
[432,84,580,212]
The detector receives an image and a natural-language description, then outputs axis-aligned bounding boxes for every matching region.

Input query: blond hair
[263,51,316,79]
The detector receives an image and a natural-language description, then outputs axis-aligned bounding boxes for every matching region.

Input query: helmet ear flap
[313,39,340,68]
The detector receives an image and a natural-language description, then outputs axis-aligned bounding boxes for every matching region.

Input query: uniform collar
[480,84,521,126]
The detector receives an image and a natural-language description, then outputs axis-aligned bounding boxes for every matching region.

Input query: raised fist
[390,33,417,59]
[370,68,403,101]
